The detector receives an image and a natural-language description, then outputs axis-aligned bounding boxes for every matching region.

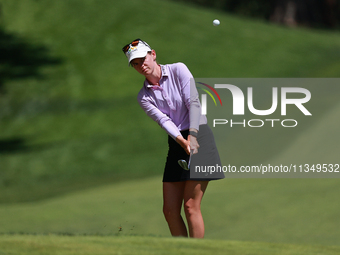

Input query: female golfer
[122,39,224,238]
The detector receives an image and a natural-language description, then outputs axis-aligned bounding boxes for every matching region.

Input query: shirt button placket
[162,89,175,111]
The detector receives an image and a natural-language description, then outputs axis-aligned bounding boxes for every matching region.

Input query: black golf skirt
[163,124,225,182]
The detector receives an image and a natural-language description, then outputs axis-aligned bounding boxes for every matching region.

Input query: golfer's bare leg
[183,180,209,238]
[163,182,187,237]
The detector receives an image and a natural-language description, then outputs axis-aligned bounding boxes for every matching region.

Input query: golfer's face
[131,52,155,75]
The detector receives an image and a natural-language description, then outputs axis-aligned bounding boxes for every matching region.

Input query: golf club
[178,150,193,171]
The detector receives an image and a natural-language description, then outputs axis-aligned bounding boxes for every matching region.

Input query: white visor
[125,40,152,66]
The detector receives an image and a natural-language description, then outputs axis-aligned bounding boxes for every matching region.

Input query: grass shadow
[0,26,63,93]
[0,138,29,154]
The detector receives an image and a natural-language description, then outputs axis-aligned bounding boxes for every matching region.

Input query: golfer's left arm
[177,63,201,154]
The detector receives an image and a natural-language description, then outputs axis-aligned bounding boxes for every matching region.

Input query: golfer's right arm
[138,96,189,151]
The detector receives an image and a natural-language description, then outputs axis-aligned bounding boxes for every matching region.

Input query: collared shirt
[137,62,207,140]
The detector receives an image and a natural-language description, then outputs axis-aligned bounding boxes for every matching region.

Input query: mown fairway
[0,176,339,246]
[1,235,340,255]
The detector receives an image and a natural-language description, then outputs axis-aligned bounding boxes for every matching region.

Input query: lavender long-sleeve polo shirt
[137,62,207,140]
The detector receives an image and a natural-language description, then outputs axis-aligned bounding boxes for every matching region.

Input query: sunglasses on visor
[122,38,150,53]
[122,39,141,53]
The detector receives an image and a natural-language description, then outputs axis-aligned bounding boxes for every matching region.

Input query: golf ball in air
[213,19,220,26]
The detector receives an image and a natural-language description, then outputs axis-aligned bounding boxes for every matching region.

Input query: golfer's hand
[176,135,191,155]
[188,135,200,155]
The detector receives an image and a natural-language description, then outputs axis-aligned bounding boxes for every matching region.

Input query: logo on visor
[127,46,137,54]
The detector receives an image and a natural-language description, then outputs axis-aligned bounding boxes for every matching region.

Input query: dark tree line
[174,0,340,29]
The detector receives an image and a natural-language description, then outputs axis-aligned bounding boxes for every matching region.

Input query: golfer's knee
[184,200,200,217]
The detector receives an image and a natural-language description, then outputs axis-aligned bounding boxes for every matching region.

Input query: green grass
[1,0,340,203]
[1,235,340,255]
[1,1,340,252]
[0,176,339,247]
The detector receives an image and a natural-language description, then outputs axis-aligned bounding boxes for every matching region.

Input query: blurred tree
[270,0,338,28]
[173,0,340,29]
